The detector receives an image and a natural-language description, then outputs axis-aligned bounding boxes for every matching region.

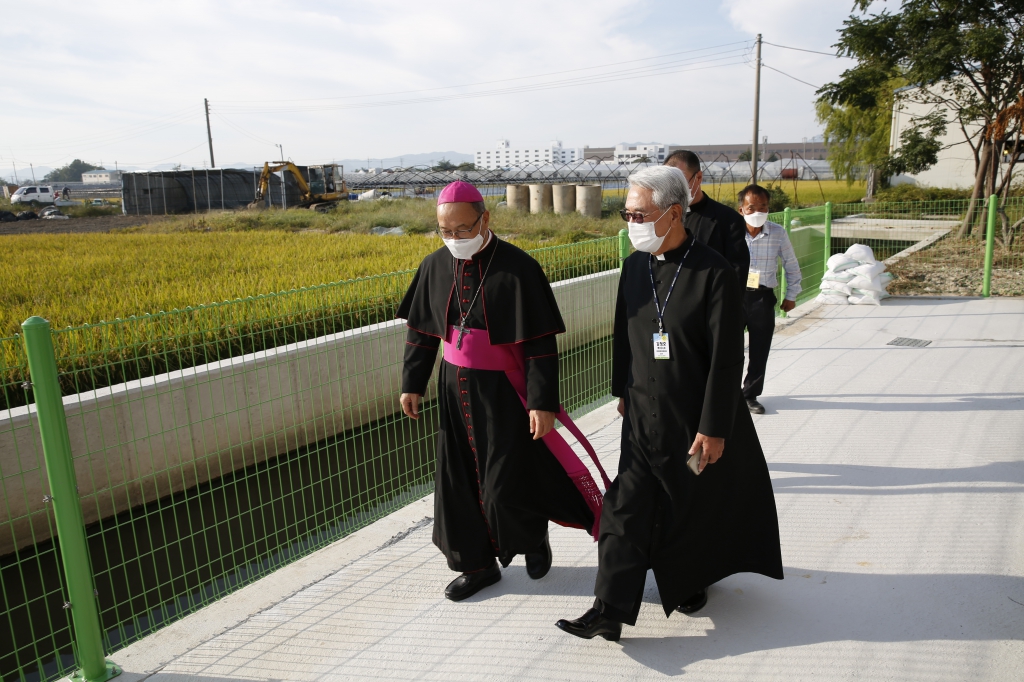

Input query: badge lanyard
[648,239,693,360]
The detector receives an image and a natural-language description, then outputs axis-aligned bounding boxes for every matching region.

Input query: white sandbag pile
[816,243,893,305]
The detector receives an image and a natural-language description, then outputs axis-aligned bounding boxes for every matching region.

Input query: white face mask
[628,209,672,253]
[443,230,486,259]
[744,212,769,228]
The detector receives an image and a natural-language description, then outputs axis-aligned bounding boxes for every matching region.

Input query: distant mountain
[215,151,474,171]
[332,151,473,170]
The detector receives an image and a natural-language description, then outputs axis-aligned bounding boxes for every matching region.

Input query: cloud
[0,0,858,170]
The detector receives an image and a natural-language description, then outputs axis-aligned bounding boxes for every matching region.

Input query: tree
[815,81,897,197]
[455,162,476,171]
[44,159,104,182]
[880,111,947,176]
[766,152,780,162]
[818,0,1024,237]
[431,158,457,171]
[766,184,791,213]
[738,149,752,162]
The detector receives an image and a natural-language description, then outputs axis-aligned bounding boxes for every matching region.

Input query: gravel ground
[888,235,1024,297]
[0,213,177,235]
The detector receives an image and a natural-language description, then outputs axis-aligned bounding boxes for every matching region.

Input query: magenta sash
[443,326,611,541]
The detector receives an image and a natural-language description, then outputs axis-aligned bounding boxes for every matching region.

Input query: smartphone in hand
[686,445,702,476]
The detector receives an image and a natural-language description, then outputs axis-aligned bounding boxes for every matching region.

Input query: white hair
[627,165,690,210]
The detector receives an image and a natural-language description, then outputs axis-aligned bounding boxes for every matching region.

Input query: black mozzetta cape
[396,236,566,345]
[597,232,783,620]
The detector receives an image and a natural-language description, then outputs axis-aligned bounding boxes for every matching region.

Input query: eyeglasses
[436,213,483,239]
[619,209,654,223]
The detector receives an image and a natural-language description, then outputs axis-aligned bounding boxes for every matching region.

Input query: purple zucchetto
[437,181,484,204]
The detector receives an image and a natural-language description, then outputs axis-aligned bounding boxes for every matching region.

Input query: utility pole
[30,163,36,183]
[204,98,216,168]
[11,161,17,184]
[276,144,284,162]
[750,33,762,184]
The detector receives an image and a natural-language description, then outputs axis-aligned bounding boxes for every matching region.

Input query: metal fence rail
[766,195,1023,309]
[0,237,619,682]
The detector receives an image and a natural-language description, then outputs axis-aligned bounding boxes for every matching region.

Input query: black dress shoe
[746,398,766,414]
[555,608,622,641]
[444,562,501,602]
[525,533,552,579]
[675,588,708,614]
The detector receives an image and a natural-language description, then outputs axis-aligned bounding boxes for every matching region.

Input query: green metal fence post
[618,228,629,269]
[778,207,792,317]
[823,201,832,273]
[21,317,121,682]
[982,194,997,297]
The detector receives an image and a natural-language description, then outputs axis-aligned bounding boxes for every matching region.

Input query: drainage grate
[887,337,932,347]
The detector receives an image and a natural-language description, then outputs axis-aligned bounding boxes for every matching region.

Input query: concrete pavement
[99,297,1024,681]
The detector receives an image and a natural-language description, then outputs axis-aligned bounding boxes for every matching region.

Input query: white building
[614,143,668,164]
[888,80,1023,189]
[82,170,122,184]
[889,90,976,189]
[474,140,582,170]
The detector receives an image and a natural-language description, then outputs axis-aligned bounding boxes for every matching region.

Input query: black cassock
[596,232,783,625]
[397,235,595,573]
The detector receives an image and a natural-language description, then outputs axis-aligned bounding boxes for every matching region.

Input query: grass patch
[120,196,621,241]
[699,179,868,207]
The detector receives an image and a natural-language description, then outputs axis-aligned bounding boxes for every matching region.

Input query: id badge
[652,333,671,360]
[746,270,761,289]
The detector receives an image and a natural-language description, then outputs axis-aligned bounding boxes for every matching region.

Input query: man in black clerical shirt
[397,181,598,603]
[556,166,782,641]
[664,150,749,290]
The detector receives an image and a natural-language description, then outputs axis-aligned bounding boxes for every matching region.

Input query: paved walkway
[105,298,1024,681]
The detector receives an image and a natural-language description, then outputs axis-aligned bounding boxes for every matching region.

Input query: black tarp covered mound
[121,167,311,215]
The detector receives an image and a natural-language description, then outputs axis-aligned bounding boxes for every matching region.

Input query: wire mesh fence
[765,196,1024,307]
[119,157,841,215]
[0,237,619,682]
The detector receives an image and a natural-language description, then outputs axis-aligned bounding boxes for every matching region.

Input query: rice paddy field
[602,179,870,207]
[0,198,620,336]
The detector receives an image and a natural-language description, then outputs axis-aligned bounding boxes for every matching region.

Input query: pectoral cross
[455,324,468,350]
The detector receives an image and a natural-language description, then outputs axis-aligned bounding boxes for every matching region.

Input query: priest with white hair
[556,165,784,641]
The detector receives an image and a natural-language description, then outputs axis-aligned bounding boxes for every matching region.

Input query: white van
[10,186,56,205]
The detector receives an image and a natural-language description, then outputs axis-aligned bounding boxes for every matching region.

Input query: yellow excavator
[249,162,348,211]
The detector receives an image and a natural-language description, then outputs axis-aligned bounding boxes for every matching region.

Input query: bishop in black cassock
[398,182,595,602]
[557,165,782,641]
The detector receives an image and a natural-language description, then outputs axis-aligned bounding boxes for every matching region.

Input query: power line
[7,107,198,155]
[216,50,753,115]
[762,63,820,89]
[218,40,753,104]
[762,41,852,58]
[211,112,276,146]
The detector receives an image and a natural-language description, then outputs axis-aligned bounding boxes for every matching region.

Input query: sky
[0,0,872,174]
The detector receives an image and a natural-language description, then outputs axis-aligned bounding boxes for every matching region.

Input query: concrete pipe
[576,184,603,218]
[506,184,529,211]
[529,184,553,214]
[552,184,577,215]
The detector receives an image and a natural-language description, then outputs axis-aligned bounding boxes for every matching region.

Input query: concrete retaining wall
[0,267,619,555]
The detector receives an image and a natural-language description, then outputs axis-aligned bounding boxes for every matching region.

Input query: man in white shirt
[738,185,802,414]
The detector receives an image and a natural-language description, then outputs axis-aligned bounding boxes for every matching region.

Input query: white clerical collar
[477,229,493,253]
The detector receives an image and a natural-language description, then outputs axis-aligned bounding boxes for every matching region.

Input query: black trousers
[742,287,777,400]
